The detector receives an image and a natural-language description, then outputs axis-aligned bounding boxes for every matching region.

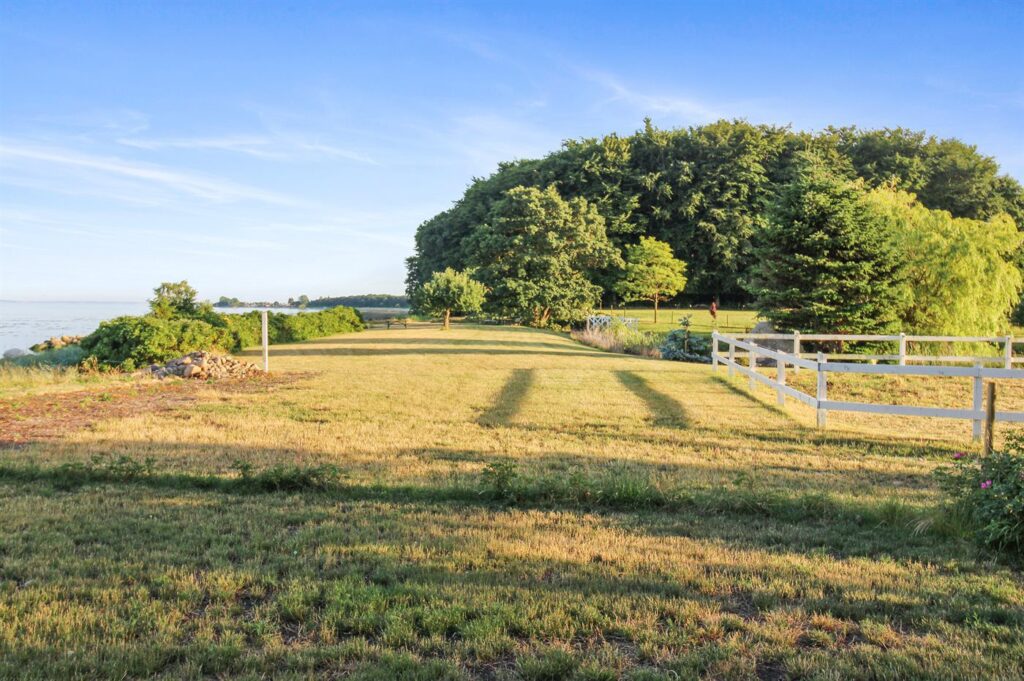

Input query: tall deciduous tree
[615,237,687,323]
[469,185,622,326]
[414,268,486,329]
[744,154,906,334]
[150,281,199,318]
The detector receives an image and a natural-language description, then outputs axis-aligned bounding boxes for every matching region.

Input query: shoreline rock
[30,335,84,352]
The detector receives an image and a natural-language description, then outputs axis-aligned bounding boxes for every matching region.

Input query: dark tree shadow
[615,371,690,428]
[478,368,536,427]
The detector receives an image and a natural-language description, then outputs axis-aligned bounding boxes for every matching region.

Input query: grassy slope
[1,325,1022,680]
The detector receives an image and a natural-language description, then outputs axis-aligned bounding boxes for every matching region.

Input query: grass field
[597,308,759,335]
[1,325,1023,679]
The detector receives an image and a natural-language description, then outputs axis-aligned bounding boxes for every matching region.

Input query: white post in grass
[972,361,983,442]
[816,351,827,428]
[898,333,907,366]
[776,358,786,406]
[727,342,735,378]
[748,343,758,391]
[1004,336,1013,370]
[261,310,269,373]
[711,331,719,371]
[792,331,801,373]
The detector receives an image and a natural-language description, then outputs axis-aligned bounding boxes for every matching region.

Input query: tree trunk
[653,296,659,324]
[443,309,451,330]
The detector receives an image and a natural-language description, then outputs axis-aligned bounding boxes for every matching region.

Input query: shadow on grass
[615,371,690,428]
[312,337,578,352]
[478,368,536,427]
[0,447,963,562]
[263,348,615,360]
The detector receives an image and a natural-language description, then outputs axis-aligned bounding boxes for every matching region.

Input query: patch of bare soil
[0,374,300,447]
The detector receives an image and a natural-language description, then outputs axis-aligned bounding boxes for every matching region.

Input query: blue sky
[1,1,1022,301]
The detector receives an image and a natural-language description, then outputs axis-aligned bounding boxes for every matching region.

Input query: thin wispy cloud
[0,141,302,206]
[580,68,720,123]
[34,108,150,134]
[117,134,379,165]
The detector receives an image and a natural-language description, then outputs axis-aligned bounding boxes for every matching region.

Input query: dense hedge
[81,306,364,368]
[80,316,234,368]
[222,306,365,347]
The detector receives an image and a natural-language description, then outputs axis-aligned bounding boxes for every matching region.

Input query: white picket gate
[711,332,1024,440]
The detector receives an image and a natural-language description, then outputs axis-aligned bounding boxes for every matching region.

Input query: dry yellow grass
[1,324,1022,679]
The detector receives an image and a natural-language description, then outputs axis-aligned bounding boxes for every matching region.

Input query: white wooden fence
[711,332,1024,440]
[586,315,639,332]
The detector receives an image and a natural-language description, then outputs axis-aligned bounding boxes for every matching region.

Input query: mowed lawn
[603,308,759,334]
[1,326,1022,680]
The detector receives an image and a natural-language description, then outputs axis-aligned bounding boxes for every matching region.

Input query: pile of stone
[149,351,263,380]
[30,335,84,352]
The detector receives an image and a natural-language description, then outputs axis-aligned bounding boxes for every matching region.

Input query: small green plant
[936,435,1024,561]
[479,460,519,501]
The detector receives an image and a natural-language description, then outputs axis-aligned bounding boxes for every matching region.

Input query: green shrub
[3,344,87,367]
[660,315,710,362]
[936,436,1024,561]
[80,315,234,367]
[221,306,364,349]
[79,306,364,367]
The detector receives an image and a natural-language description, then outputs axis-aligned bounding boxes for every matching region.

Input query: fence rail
[711,332,1024,440]
[732,331,1019,368]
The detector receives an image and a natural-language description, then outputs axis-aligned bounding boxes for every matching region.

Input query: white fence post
[711,331,719,371]
[727,342,735,378]
[816,351,827,428]
[898,333,907,366]
[776,359,786,406]
[749,343,758,391]
[972,361,983,441]
[261,310,269,373]
[1004,336,1013,370]
[792,331,801,373]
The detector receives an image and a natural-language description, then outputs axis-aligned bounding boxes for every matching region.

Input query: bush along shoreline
[3,281,366,372]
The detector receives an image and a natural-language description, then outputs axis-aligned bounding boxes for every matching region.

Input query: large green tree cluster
[407,120,1023,315]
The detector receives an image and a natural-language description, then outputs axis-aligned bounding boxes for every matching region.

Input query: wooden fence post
[711,332,719,371]
[749,343,758,391]
[816,351,827,428]
[261,310,269,373]
[728,342,735,378]
[972,362,983,442]
[898,333,907,366]
[984,382,996,455]
[1004,336,1013,370]
[792,331,801,373]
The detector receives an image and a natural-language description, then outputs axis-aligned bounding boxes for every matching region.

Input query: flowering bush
[936,435,1024,560]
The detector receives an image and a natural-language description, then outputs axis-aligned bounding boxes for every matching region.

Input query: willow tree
[867,188,1022,335]
[614,237,687,322]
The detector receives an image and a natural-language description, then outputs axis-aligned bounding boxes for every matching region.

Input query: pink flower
[953,452,965,460]
[980,480,993,490]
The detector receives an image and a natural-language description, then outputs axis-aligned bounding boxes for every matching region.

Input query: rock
[29,335,84,353]
[749,321,791,350]
[149,350,260,380]
[3,348,28,359]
